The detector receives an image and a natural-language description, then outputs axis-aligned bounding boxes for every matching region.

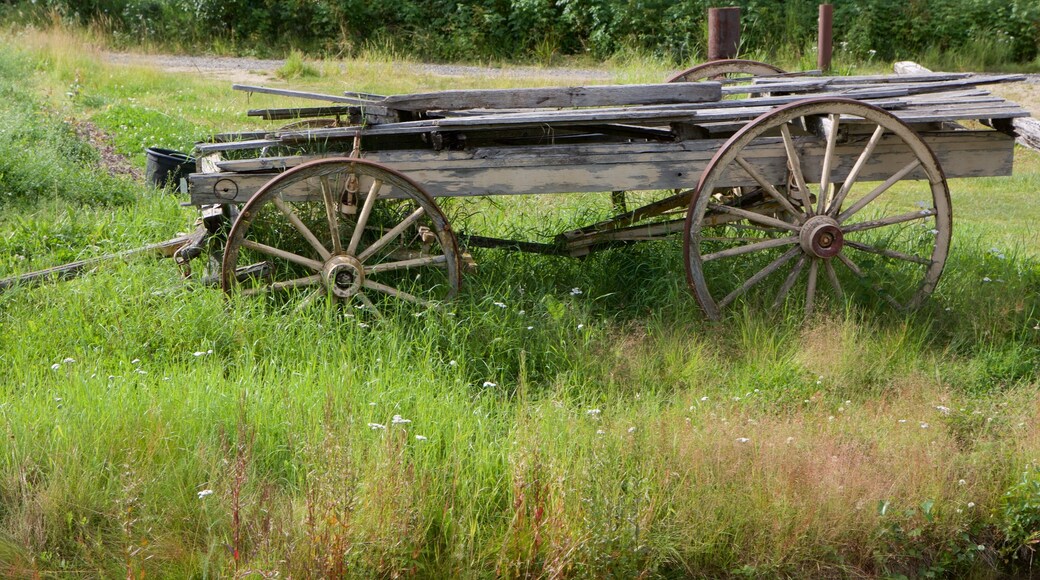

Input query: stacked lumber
[195,73,1029,156]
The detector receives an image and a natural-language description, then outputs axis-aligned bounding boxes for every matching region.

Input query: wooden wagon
[152,62,1040,318]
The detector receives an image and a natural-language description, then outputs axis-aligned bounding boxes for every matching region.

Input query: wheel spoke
[293,288,325,312]
[318,176,344,254]
[842,208,936,233]
[818,113,840,215]
[824,259,843,300]
[272,197,331,260]
[358,206,425,262]
[707,203,801,232]
[827,125,885,217]
[365,254,448,274]
[803,259,820,318]
[837,159,922,223]
[845,240,931,265]
[362,279,435,308]
[734,155,804,222]
[700,235,797,262]
[772,255,807,310]
[241,239,323,271]
[348,179,383,256]
[355,291,383,320]
[241,274,322,296]
[718,246,801,309]
[836,253,903,310]
[780,124,814,216]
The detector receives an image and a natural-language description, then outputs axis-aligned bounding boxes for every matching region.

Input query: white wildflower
[700,396,709,402]
[967,502,976,508]
[482,381,497,388]
[131,359,140,364]
[627,427,636,433]
[586,409,601,416]
[367,423,386,430]
[898,419,907,423]
[570,287,583,296]
[596,429,606,435]
[415,435,428,441]
[927,228,939,235]
[62,357,75,364]
[51,363,61,371]
[448,360,458,366]
[982,277,992,283]
[736,437,750,443]
[577,324,584,330]
[358,322,370,328]
[518,310,525,315]
[197,489,214,499]
[935,405,951,415]
[527,326,534,330]
[493,301,506,308]
[958,479,967,486]
[391,415,411,425]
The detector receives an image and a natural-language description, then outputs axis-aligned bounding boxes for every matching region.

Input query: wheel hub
[800,215,844,258]
[321,255,364,298]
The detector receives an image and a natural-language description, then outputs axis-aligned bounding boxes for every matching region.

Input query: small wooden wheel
[684,97,952,320]
[222,158,462,316]
[666,59,785,83]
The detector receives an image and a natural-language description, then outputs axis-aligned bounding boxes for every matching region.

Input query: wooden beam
[188,130,1014,205]
[381,82,722,111]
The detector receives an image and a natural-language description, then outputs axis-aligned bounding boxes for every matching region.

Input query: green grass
[1,28,1040,578]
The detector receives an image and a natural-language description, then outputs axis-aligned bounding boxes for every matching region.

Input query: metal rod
[708,7,741,61]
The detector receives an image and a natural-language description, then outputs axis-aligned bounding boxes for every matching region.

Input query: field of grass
[1,27,1040,578]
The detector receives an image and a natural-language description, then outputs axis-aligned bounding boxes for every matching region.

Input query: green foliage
[9,0,1039,64]
[275,50,320,79]
[0,51,136,207]
[1000,466,1040,566]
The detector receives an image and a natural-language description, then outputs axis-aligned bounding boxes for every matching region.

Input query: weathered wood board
[189,130,1014,204]
[381,82,723,111]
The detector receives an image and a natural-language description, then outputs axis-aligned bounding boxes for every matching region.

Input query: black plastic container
[145,147,195,189]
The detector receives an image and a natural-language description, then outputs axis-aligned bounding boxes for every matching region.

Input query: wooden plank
[381,82,722,111]
[895,61,1039,154]
[1012,117,1040,152]
[232,84,389,112]
[195,138,284,154]
[247,106,360,120]
[188,131,1013,204]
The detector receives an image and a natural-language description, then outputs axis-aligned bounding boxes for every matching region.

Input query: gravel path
[102,51,614,84]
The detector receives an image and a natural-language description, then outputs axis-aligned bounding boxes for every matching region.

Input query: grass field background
[1,27,1039,577]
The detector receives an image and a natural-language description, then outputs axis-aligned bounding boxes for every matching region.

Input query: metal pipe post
[818,4,833,71]
[707,7,741,61]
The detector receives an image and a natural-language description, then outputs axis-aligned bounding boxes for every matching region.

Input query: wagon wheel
[665,59,785,83]
[684,97,952,320]
[222,157,462,316]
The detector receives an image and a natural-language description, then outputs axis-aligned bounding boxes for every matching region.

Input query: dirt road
[102,51,614,85]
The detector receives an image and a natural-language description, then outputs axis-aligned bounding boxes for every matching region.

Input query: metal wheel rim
[683,97,952,320]
[666,59,786,83]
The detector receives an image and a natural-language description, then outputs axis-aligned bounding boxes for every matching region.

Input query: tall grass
[1,29,1040,577]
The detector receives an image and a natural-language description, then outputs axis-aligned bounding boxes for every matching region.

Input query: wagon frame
[6,60,1034,320]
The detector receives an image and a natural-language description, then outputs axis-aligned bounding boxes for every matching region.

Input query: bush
[7,0,1040,64]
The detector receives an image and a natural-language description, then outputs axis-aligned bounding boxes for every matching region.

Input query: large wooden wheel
[666,59,786,83]
[684,98,952,320]
[222,158,462,316]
